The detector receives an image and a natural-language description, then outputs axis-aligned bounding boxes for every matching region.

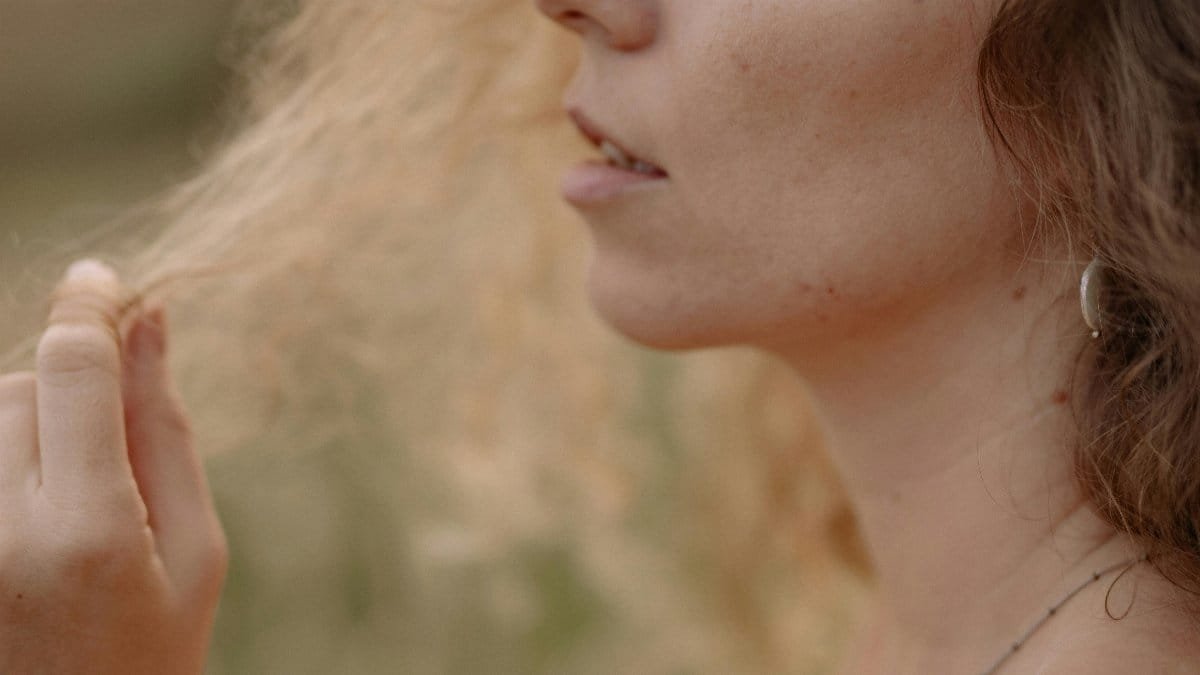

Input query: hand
[0,260,227,674]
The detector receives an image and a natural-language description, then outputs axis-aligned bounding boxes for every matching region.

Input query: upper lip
[567,107,667,175]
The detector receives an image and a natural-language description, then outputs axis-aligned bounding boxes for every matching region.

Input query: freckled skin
[542,3,1200,670]
[564,0,1011,358]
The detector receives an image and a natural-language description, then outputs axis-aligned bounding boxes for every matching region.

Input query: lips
[567,108,668,177]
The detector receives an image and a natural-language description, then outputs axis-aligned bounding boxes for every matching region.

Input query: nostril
[539,2,656,51]
[559,9,591,29]
[557,9,595,36]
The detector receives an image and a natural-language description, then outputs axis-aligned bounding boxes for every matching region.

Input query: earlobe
[1080,257,1104,339]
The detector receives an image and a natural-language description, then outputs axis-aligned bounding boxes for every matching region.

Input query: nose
[534,0,658,51]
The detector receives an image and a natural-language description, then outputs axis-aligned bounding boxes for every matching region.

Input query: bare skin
[7,1,1197,671]
[536,0,1200,672]
[0,260,227,674]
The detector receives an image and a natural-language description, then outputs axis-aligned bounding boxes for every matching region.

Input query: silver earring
[1080,257,1104,339]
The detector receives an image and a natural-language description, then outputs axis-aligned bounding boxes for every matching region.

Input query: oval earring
[1080,257,1104,339]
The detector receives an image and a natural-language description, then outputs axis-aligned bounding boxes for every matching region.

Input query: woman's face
[537,0,1015,355]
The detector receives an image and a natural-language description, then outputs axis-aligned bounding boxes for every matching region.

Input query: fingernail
[65,258,115,282]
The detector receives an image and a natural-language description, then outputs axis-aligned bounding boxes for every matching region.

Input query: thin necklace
[979,554,1147,675]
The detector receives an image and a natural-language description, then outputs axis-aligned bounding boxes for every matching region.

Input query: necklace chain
[979,554,1147,675]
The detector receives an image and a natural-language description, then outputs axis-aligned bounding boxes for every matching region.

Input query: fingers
[0,372,39,494]
[32,261,224,594]
[36,260,138,505]
[122,306,227,593]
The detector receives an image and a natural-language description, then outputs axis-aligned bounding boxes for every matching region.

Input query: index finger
[36,260,136,502]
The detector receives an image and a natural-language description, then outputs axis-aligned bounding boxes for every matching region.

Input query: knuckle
[181,528,229,600]
[204,531,230,579]
[53,529,123,568]
[50,483,149,534]
[36,323,120,382]
[49,521,153,582]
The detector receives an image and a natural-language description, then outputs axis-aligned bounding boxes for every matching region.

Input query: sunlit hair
[4,2,862,672]
[979,0,1200,614]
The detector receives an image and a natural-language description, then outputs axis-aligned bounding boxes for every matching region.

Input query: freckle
[847,89,859,100]
[1012,286,1027,301]
[1052,390,1070,405]
[15,593,22,600]
[826,287,837,297]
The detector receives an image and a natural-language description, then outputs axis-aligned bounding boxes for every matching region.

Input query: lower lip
[561,160,669,206]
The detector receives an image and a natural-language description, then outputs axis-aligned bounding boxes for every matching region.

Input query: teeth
[600,139,662,175]
[600,140,635,169]
[631,161,659,175]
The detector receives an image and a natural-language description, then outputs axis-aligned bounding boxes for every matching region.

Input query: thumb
[37,259,133,502]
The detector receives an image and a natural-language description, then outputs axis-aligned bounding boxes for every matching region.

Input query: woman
[1,0,1198,673]
[536,0,1200,672]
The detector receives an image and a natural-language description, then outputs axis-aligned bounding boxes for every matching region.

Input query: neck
[765,259,1135,672]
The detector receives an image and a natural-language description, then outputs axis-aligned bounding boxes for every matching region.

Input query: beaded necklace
[979,554,1147,675]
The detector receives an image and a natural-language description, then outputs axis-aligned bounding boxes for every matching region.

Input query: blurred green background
[0,5,849,673]
[0,4,423,673]
[0,6,674,674]
[0,1,237,249]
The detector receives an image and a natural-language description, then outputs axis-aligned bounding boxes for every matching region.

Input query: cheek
[635,4,1007,334]
[586,1,1012,351]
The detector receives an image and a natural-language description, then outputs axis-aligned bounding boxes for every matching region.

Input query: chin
[584,272,754,353]
[602,318,720,352]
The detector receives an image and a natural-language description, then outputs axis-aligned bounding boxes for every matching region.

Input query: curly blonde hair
[9,2,861,673]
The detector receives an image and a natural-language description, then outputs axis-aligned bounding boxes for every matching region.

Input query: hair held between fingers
[47,261,145,347]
